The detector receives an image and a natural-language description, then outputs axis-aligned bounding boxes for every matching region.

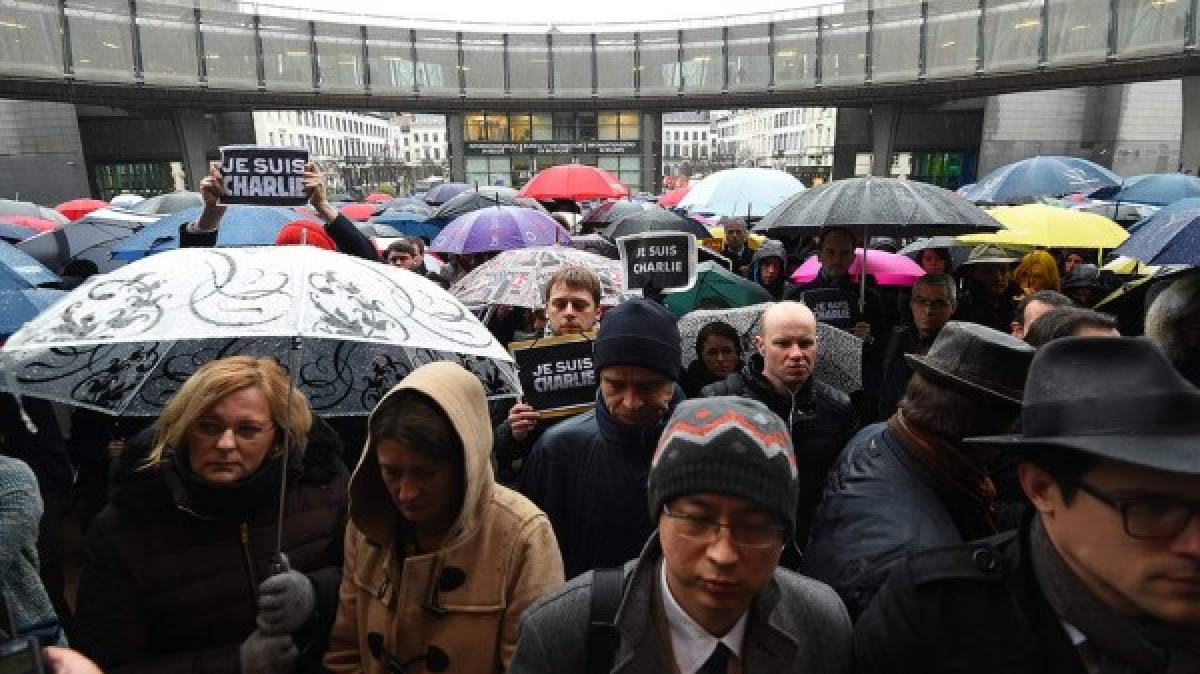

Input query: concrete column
[641,111,662,194]
[169,109,211,190]
[1182,76,1200,175]
[446,112,466,183]
[870,103,901,177]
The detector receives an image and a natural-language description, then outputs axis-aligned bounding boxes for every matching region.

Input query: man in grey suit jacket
[510,397,852,674]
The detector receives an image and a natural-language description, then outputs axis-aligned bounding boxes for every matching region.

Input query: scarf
[1030,517,1200,674]
[167,448,287,521]
[887,413,999,537]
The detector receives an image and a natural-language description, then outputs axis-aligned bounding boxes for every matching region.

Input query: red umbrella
[339,203,380,222]
[365,192,392,204]
[55,198,108,221]
[0,215,60,233]
[658,186,691,208]
[518,165,629,201]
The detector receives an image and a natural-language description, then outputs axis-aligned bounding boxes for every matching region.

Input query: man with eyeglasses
[511,397,852,674]
[877,273,957,420]
[855,337,1200,673]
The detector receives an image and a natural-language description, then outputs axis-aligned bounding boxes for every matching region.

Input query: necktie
[701,643,732,674]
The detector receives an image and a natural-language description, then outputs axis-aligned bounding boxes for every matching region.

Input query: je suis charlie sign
[509,333,598,417]
[218,145,310,206]
[616,232,698,295]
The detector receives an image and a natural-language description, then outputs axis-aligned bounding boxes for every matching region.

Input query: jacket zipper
[240,522,259,599]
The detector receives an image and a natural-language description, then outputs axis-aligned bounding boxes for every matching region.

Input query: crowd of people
[2,165,1199,673]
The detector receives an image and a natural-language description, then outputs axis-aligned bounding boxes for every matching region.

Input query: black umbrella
[126,191,204,216]
[567,233,619,259]
[582,200,647,227]
[603,208,712,239]
[18,214,145,274]
[432,187,545,221]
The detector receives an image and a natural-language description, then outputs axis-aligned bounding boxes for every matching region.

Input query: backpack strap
[587,567,625,674]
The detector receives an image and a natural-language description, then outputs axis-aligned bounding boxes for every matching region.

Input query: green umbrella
[664,261,774,318]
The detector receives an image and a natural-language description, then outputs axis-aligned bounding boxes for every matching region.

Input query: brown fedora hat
[906,321,1035,405]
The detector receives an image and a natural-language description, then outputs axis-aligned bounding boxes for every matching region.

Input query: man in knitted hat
[520,297,686,578]
[511,396,852,674]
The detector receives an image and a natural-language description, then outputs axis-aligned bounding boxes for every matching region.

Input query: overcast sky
[294,0,823,25]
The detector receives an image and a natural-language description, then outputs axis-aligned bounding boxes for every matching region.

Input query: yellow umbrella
[957,204,1129,250]
[704,226,767,251]
[1102,256,1158,277]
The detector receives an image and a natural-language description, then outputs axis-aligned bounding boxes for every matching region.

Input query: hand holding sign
[507,401,541,440]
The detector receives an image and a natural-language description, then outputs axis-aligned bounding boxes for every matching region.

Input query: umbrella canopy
[603,208,712,239]
[126,191,204,215]
[365,192,393,203]
[658,185,691,209]
[381,197,434,215]
[431,187,544,222]
[1112,198,1200,265]
[581,200,648,227]
[368,210,443,241]
[109,194,145,209]
[424,182,472,206]
[677,303,862,394]
[960,156,1120,205]
[754,176,1002,236]
[790,248,926,287]
[17,214,143,275]
[56,198,109,221]
[338,203,382,222]
[518,165,629,201]
[430,206,571,254]
[0,239,60,289]
[0,199,68,224]
[0,222,39,243]
[663,261,773,317]
[450,246,627,309]
[0,215,60,234]
[1109,173,1200,207]
[958,204,1129,250]
[0,287,65,336]
[111,205,300,261]
[678,168,805,218]
[897,236,972,268]
[0,246,519,417]
[567,233,620,259]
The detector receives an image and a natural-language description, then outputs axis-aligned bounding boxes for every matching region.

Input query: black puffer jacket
[954,278,1020,334]
[702,354,856,556]
[73,418,349,674]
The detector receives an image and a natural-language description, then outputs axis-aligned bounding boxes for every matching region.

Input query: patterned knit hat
[648,396,798,535]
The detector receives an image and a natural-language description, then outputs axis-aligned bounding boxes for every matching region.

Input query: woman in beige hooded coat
[324,362,564,673]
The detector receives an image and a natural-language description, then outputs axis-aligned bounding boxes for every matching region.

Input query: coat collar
[594,387,685,455]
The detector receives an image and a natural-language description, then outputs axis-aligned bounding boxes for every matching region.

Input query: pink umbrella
[790,248,926,287]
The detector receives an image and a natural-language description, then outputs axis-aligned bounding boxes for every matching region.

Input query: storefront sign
[800,288,862,332]
[617,232,698,294]
[219,145,309,206]
[465,140,642,156]
[509,333,598,417]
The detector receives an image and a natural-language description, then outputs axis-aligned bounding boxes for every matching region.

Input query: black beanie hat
[593,298,682,381]
[648,396,798,536]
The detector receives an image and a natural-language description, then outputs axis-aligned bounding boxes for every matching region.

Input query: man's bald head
[756,302,818,392]
[760,301,817,340]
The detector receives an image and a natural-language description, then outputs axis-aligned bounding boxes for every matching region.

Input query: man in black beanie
[520,297,687,578]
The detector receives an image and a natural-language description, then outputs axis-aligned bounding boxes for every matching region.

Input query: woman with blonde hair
[1013,250,1061,296]
[73,356,349,674]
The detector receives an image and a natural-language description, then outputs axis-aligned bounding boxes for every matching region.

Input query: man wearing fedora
[955,244,1023,334]
[801,321,1035,618]
[855,337,1200,673]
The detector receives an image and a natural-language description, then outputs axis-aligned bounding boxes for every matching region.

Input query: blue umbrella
[366,211,444,241]
[1110,173,1200,207]
[0,239,60,288]
[1113,198,1200,265]
[0,287,65,336]
[111,206,301,261]
[678,168,806,218]
[424,182,471,206]
[961,156,1120,205]
[381,197,434,215]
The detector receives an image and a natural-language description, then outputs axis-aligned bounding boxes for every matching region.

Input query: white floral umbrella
[450,245,628,309]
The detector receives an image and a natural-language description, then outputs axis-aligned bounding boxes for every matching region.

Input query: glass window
[872,3,922,82]
[67,0,134,82]
[509,33,549,96]
[138,0,197,85]
[820,9,868,85]
[465,112,487,141]
[681,28,722,93]
[638,30,681,95]
[532,113,553,140]
[984,0,1043,71]
[366,25,415,92]
[510,114,532,141]
[598,112,620,140]
[577,111,597,141]
[413,29,459,95]
[315,21,364,92]
[595,32,635,96]
[926,0,980,78]
[461,32,505,96]
[553,112,576,140]
[485,114,508,141]
[727,24,770,92]
[1117,0,1187,56]
[0,0,62,77]
[258,16,312,90]
[551,32,593,97]
[774,18,818,89]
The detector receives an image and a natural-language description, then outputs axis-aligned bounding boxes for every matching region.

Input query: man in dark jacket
[702,301,856,557]
[855,337,1200,673]
[877,273,956,420]
[801,321,1034,618]
[954,244,1022,334]
[520,297,685,578]
[721,218,756,278]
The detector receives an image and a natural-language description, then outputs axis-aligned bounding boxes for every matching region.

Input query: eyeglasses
[191,419,275,442]
[662,504,786,549]
[911,297,953,310]
[1075,480,1200,541]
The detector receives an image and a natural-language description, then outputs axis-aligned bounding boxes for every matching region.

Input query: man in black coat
[855,337,1200,673]
[702,301,856,559]
[876,273,957,420]
[721,217,756,278]
[954,244,1022,334]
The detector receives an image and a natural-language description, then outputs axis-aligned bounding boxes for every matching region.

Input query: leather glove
[256,571,316,635]
[240,630,297,674]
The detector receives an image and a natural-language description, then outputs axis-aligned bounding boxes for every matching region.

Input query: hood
[349,361,494,550]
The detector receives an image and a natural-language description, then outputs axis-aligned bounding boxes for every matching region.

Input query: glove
[240,630,297,674]
[256,570,316,635]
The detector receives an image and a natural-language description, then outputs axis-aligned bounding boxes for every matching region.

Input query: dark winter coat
[876,325,935,421]
[701,355,856,555]
[854,522,1086,674]
[954,277,1021,334]
[179,213,380,261]
[724,244,756,278]
[751,247,787,300]
[801,422,998,618]
[678,359,740,399]
[519,387,685,579]
[72,418,349,674]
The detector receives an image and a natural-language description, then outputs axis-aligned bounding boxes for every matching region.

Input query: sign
[617,232,698,294]
[464,140,641,156]
[509,333,598,417]
[800,288,861,332]
[219,145,310,206]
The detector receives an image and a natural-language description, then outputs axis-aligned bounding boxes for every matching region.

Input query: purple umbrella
[429,206,571,254]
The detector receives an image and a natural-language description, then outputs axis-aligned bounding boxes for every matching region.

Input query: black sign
[219,145,310,206]
[617,232,698,294]
[464,140,642,156]
[801,288,862,332]
[509,334,598,417]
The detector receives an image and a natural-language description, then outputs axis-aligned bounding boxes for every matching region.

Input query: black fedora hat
[906,321,1034,406]
[968,337,1200,475]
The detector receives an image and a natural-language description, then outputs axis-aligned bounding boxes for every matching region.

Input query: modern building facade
[662,111,716,186]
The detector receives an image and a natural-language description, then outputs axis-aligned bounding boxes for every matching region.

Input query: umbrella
[678,168,805,218]
[430,206,571,254]
[424,182,472,206]
[368,211,443,241]
[958,204,1129,250]
[126,191,204,215]
[1111,198,1200,265]
[603,208,712,239]
[17,214,144,275]
[110,206,301,261]
[0,245,520,417]
[56,198,108,222]
[0,239,60,289]
[518,165,629,201]
[0,215,60,234]
[365,192,393,204]
[381,198,434,215]
[109,194,145,209]
[567,233,620,259]
[658,185,691,209]
[0,223,39,243]
[790,248,926,287]
[581,200,648,228]
[959,156,1120,205]
[431,187,543,222]
[338,203,382,222]
[677,303,862,394]
[0,287,65,336]
[1108,173,1200,207]
[450,246,627,309]
[0,199,68,224]
[897,236,972,268]
[703,226,769,251]
[663,261,773,317]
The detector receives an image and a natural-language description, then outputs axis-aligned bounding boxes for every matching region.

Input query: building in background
[711,107,836,185]
[661,111,716,187]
